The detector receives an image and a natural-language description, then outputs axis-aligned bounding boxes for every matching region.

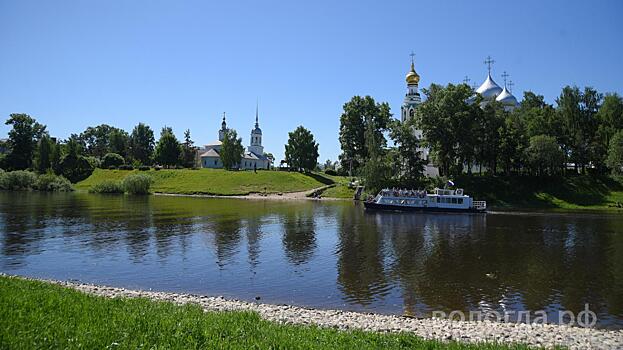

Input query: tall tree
[108,129,130,158]
[129,123,155,165]
[181,129,196,168]
[220,129,244,170]
[360,117,391,193]
[388,119,425,186]
[154,127,181,167]
[338,96,391,172]
[285,126,319,172]
[606,131,623,175]
[58,137,95,182]
[35,134,52,173]
[525,135,565,176]
[77,124,116,157]
[4,113,46,170]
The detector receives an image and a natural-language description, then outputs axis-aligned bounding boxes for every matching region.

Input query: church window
[409,109,415,117]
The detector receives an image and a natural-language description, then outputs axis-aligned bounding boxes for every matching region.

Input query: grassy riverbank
[0,276,527,350]
[76,168,335,196]
[457,175,623,210]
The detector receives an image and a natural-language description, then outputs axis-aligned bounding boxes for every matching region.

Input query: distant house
[198,109,271,170]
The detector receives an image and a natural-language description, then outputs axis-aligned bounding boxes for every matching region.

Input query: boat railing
[473,201,487,210]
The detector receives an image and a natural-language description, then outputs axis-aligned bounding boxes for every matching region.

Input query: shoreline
[3,274,621,350]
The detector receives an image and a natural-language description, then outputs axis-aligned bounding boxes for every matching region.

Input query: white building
[199,108,271,170]
[475,57,519,111]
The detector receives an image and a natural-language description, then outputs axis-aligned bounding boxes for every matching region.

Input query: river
[1,192,621,328]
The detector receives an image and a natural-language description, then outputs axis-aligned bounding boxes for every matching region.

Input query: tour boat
[364,188,487,213]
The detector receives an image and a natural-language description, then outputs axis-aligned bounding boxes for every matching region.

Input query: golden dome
[405,62,420,85]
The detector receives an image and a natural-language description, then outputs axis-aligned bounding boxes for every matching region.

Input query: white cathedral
[400,55,519,176]
[198,107,272,170]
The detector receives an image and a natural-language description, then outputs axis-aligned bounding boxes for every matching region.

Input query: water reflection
[0,192,621,328]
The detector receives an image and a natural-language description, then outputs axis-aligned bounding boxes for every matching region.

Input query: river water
[1,192,621,328]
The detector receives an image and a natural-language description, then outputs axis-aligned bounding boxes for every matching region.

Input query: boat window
[451,198,457,204]
[458,198,463,204]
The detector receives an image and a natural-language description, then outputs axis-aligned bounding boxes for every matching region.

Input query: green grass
[456,175,623,210]
[318,174,356,199]
[77,169,334,196]
[0,276,528,350]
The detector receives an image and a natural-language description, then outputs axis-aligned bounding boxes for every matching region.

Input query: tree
[525,135,565,176]
[595,94,623,172]
[4,113,46,170]
[154,127,181,167]
[129,123,155,165]
[108,129,130,158]
[77,124,115,158]
[101,153,125,168]
[285,126,319,172]
[58,138,95,182]
[35,134,52,173]
[606,131,623,175]
[498,113,528,175]
[388,119,425,186]
[181,129,196,168]
[360,118,391,193]
[338,96,391,172]
[220,129,244,170]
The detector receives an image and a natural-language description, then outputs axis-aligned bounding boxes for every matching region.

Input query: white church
[198,107,272,170]
[400,54,519,176]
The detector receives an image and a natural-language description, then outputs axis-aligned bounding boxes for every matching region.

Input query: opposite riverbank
[2,275,621,349]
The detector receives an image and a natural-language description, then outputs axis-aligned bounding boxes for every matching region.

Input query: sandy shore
[5,274,621,350]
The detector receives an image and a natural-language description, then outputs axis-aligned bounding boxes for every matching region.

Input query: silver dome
[476,73,503,100]
[495,86,518,106]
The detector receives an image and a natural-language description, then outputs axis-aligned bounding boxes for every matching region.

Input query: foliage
[606,131,623,175]
[77,124,126,158]
[138,165,151,171]
[360,118,391,193]
[154,127,181,167]
[181,129,196,168]
[388,119,426,186]
[4,113,47,170]
[101,153,125,168]
[35,134,52,173]
[57,139,95,183]
[525,135,565,176]
[119,164,134,170]
[285,126,319,172]
[324,169,338,176]
[34,173,73,192]
[122,173,152,194]
[108,128,130,158]
[89,180,124,194]
[220,129,244,170]
[338,96,391,173]
[129,123,155,165]
[0,170,37,190]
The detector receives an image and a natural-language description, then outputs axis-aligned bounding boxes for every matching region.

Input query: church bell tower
[401,52,422,122]
[248,103,264,156]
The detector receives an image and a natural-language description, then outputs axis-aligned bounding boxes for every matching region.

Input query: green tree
[108,129,130,158]
[77,124,115,157]
[388,119,425,186]
[35,134,52,173]
[220,129,244,170]
[595,94,623,172]
[606,131,623,175]
[360,118,391,193]
[101,153,125,168]
[181,129,196,168]
[154,127,181,167]
[525,135,565,176]
[58,138,95,182]
[498,113,528,175]
[338,96,391,172]
[4,113,46,170]
[129,123,155,165]
[285,126,319,172]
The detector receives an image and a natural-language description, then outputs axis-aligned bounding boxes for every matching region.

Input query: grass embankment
[457,175,623,210]
[0,276,526,350]
[320,174,356,199]
[77,169,335,196]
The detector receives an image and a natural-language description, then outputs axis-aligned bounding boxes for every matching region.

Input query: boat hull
[363,201,486,213]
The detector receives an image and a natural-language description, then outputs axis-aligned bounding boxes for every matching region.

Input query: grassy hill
[455,175,623,210]
[76,169,334,196]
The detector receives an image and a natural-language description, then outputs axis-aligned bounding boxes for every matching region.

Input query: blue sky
[1,0,621,162]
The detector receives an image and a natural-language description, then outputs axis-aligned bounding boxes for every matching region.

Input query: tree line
[338,85,623,191]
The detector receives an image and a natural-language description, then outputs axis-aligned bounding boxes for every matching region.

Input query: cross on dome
[501,71,509,88]
[484,56,495,75]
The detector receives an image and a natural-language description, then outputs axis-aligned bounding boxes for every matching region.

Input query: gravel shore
[7,275,622,349]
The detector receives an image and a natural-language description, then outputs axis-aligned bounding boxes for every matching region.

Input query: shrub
[175,165,185,169]
[122,173,152,194]
[108,165,118,170]
[35,173,73,192]
[89,180,124,194]
[138,165,151,171]
[119,164,134,170]
[59,155,95,183]
[154,166,162,171]
[101,153,125,168]
[0,170,37,190]
[324,169,337,176]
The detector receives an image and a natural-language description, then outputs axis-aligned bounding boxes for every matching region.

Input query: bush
[154,166,162,171]
[59,155,95,183]
[324,169,337,176]
[108,165,118,170]
[0,170,37,190]
[175,165,185,169]
[35,173,73,192]
[101,153,124,168]
[89,180,124,194]
[122,174,152,194]
[119,164,134,170]
[138,165,151,171]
